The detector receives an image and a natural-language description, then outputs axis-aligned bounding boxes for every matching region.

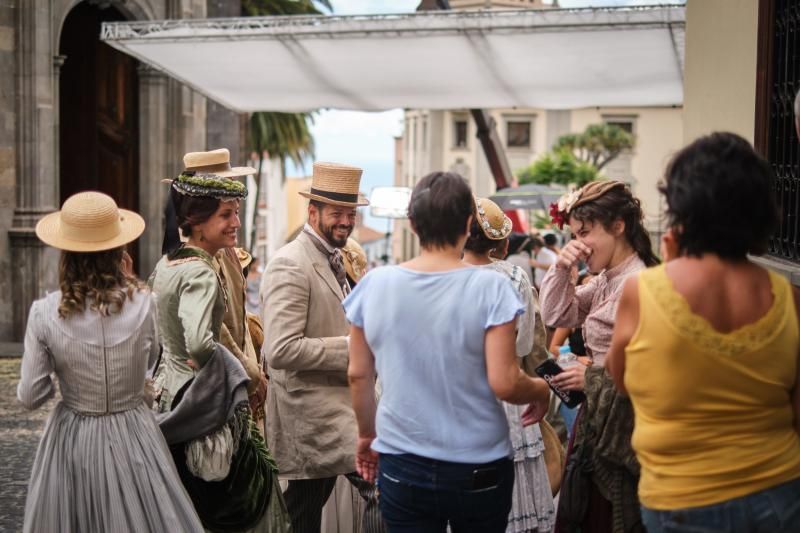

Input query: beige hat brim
[35,209,146,252]
[299,190,369,207]
[485,219,513,240]
[214,166,257,178]
[161,166,257,183]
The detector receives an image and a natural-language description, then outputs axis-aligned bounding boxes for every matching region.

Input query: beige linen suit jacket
[260,231,353,479]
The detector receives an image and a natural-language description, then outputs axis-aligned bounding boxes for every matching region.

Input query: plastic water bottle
[556,345,582,434]
[557,344,578,369]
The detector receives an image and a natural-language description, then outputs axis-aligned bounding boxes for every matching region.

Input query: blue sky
[287,0,685,229]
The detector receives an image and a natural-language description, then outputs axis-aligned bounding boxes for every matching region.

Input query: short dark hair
[543,234,557,246]
[309,199,356,215]
[529,236,544,250]
[660,132,778,259]
[408,171,473,249]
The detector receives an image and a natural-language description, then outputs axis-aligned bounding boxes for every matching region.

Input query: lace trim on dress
[646,265,787,356]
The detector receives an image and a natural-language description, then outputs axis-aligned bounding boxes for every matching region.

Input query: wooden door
[59,2,140,262]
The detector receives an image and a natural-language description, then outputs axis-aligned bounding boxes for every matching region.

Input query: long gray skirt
[23,402,203,533]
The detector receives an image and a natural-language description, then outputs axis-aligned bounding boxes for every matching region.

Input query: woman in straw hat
[345,171,550,532]
[17,191,203,532]
[155,149,266,425]
[149,150,289,532]
[539,180,658,533]
[462,197,556,533]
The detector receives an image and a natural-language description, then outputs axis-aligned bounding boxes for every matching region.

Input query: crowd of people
[15,131,800,533]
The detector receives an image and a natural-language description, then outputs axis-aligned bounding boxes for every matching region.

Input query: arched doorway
[59,1,140,259]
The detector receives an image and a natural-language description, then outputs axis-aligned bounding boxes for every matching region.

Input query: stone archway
[59,1,141,262]
[7,0,208,340]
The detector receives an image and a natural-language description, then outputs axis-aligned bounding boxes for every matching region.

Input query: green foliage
[177,173,247,193]
[242,0,331,16]
[531,211,553,230]
[554,123,635,171]
[517,150,600,187]
[248,112,316,179]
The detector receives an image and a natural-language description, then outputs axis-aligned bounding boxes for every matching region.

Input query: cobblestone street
[0,359,53,532]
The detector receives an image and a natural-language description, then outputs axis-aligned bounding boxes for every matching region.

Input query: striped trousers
[283,472,386,533]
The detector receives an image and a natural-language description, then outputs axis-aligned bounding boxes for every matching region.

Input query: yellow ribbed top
[625,265,800,510]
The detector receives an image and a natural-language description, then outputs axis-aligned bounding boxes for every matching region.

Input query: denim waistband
[378,452,512,491]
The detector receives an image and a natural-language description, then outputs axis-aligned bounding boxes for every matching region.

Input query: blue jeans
[641,477,800,533]
[377,453,514,533]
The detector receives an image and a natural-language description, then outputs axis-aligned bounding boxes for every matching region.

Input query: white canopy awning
[101,6,685,113]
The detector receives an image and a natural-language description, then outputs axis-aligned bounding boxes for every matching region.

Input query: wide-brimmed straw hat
[183,148,256,179]
[299,162,369,207]
[36,191,145,252]
[474,197,512,240]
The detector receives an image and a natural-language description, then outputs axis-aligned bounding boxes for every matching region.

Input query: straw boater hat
[474,197,513,240]
[164,148,253,200]
[299,162,369,207]
[36,191,145,252]
[341,238,368,283]
[183,148,256,179]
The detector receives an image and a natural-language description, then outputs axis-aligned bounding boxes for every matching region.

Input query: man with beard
[260,162,384,533]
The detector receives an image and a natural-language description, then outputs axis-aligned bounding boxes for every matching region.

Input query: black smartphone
[534,359,586,409]
[471,467,499,490]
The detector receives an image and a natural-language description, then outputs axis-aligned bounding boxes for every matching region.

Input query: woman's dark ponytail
[624,198,660,267]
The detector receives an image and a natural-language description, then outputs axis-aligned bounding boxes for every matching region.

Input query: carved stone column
[10,0,62,339]
[138,65,169,276]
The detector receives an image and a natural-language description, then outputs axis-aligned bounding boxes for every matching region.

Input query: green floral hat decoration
[164,148,253,200]
[172,172,248,200]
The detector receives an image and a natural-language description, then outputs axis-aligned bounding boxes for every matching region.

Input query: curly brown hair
[58,247,144,319]
[569,185,660,268]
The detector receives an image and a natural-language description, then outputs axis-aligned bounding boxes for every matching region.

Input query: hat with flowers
[549,180,627,229]
[474,196,513,240]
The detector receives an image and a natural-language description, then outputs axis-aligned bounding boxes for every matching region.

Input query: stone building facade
[0,0,242,341]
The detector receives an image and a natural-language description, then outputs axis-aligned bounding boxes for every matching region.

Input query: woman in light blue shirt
[345,171,550,532]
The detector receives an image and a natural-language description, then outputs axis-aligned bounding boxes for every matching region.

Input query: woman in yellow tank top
[607,132,800,532]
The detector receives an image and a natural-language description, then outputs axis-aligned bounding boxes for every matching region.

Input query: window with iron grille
[756,0,800,262]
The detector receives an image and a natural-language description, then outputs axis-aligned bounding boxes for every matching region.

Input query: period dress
[540,253,646,533]
[149,247,226,412]
[149,246,290,533]
[482,260,555,533]
[17,289,203,533]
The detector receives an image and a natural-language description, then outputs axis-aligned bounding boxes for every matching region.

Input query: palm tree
[553,123,635,171]
[247,111,315,249]
[241,0,332,251]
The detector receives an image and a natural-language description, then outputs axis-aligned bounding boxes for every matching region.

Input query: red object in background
[505,209,529,233]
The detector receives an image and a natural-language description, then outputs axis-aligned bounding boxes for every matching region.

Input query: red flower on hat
[550,202,566,230]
